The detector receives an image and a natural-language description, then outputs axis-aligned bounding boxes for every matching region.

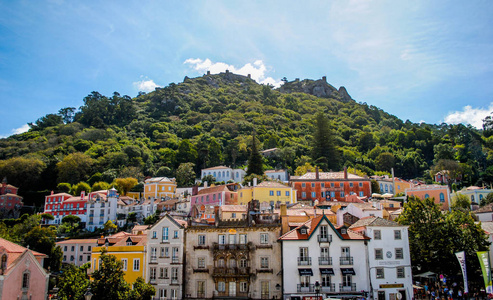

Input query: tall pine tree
[247,134,264,176]
[311,112,340,171]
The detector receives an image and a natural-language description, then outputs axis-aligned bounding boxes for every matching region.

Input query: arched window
[22,271,30,289]
[425,194,430,199]
[439,193,445,202]
[380,184,383,191]
[471,195,475,202]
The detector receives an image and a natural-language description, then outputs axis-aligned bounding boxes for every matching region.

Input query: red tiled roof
[57,239,98,244]
[295,172,367,180]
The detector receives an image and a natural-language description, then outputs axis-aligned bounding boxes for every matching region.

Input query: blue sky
[1,0,493,138]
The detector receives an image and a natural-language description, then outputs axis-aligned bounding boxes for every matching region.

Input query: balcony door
[229,281,236,296]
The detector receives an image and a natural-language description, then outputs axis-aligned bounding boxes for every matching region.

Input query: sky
[1,0,493,138]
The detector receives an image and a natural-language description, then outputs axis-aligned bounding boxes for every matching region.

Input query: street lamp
[315,281,321,299]
[84,287,93,300]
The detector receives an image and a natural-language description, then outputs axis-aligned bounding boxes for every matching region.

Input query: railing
[318,234,332,243]
[297,284,314,293]
[193,268,209,273]
[150,256,157,263]
[212,243,251,251]
[318,257,332,265]
[298,257,312,266]
[339,283,356,292]
[171,257,179,263]
[322,284,336,293]
[340,256,353,265]
[212,267,250,276]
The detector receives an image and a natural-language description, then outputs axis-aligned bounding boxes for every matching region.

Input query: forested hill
[0,72,490,206]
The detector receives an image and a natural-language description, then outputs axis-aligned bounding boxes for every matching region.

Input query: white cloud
[133,78,161,92]
[183,58,282,87]
[443,103,493,129]
[0,124,31,139]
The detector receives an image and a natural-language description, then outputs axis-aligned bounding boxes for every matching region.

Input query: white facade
[265,169,289,183]
[350,218,413,300]
[146,214,186,300]
[280,215,370,299]
[201,166,246,183]
[86,188,118,232]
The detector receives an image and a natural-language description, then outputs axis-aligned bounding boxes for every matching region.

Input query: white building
[265,169,289,183]
[86,188,118,232]
[56,238,98,267]
[200,166,246,183]
[146,213,187,300]
[279,214,370,299]
[349,217,413,300]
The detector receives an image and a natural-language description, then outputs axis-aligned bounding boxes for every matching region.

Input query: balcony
[298,257,312,266]
[340,257,354,265]
[193,245,209,250]
[321,284,336,293]
[212,242,252,251]
[297,284,314,293]
[192,268,209,273]
[256,268,273,274]
[339,283,356,292]
[318,257,332,265]
[212,267,251,277]
[318,234,332,243]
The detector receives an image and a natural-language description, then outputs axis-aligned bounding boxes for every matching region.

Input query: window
[286,191,290,196]
[302,192,306,198]
[160,267,165,278]
[133,258,140,271]
[342,247,350,257]
[80,245,84,251]
[172,247,179,261]
[240,282,248,293]
[425,194,430,199]
[198,257,206,268]
[395,248,404,259]
[340,183,344,187]
[394,230,402,240]
[218,234,226,244]
[260,233,269,244]
[162,227,169,242]
[171,267,178,281]
[232,213,236,218]
[359,192,364,197]
[374,230,381,240]
[229,234,236,245]
[218,281,226,292]
[64,246,67,251]
[320,225,328,238]
[349,182,353,187]
[321,183,325,188]
[342,274,352,287]
[302,183,306,187]
[311,192,316,198]
[440,193,445,202]
[240,258,248,268]
[239,234,247,244]
[159,289,167,299]
[269,191,274,196]
[321,247,329,259]
[71,246,75,251]
[217,259,225,267]
[79,255,83,261]
[359,182,363,187]
[340,192,345,197]
[198,235,206,245]
[150,267,156,280]
[397,267,405,278]
[376,267,384,279]
[375,248,383,260]
[173,231,178,239]
[22,272,29,289]
[300,275,310,287]
[160,247,165,257]
[164,267,169,278]
[260,257,269,269]
[165,247,169,257]
[277,191,281,196]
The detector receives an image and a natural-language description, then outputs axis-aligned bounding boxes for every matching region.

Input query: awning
[298,268,313,276]
[320,268,335,275]
[341,268,356,275]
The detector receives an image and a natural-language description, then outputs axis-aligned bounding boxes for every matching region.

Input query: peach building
[405,185,451,211]
[0,238,49,300]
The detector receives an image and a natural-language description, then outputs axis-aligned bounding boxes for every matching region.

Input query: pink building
[191,184,239,207]
[0,238,49,300]
[0,177,24,216]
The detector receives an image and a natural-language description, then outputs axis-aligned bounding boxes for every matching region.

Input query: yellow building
[91,232,147,284]
[143,177,177,200]
[394,178,413,195]
[238,181,296,205]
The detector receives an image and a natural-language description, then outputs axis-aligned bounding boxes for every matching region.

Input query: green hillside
[0,72,491,206]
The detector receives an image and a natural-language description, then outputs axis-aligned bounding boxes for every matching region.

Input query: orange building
[405,185,451,211]
[289,168,372,203]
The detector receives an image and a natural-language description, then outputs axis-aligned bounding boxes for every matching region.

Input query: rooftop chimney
[344,166,348,180]
[322,76,327,82]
